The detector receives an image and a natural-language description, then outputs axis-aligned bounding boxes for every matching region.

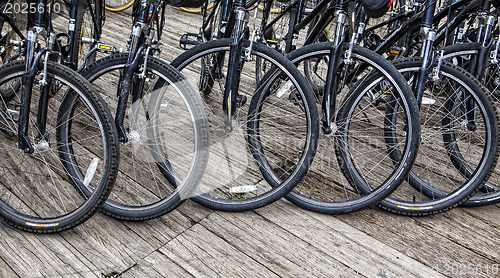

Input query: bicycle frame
[464,0,498,80]
[262,0,349,132]
[260,0,333,52]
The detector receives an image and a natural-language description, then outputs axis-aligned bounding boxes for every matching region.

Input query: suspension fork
[114,11,149,142]
[222,1,248,132]
[114,43,147,143]
[413,26,435,108]
[321,5,346,134]
[17,28,49,153]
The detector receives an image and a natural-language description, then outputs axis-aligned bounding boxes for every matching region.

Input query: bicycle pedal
[179,33,203,50]
[236,94,247,107]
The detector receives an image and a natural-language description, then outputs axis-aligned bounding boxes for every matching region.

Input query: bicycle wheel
[0,60,119,233]
[105,0,134,12]
[376,58,499,215]
[360,0,411,58]
[258,0,297,53]
[279,42,420,214]
[171,38,319,211]
[421,42,500,207]
[80,54,210,220]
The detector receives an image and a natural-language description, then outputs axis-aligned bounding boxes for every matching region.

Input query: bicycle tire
[0,60,119,233]
[80,53,210,220]
[171,38,319,211]
[278,42,420,214]
[105,0,134,12]
[376,57,499,215]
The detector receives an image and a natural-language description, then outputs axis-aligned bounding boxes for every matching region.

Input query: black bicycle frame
[466,0,497,80]
[260,0,334,53]
[370,0,482,56]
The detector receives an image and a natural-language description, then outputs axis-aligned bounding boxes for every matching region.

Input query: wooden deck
[0,5,499,278]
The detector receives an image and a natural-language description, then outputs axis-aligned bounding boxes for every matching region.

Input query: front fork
[17,27,53,153]
[413,26,435,108]
[321,10,346,134]
[223,7,248,132]
[419,26,477,132]
[115,44,147,143]
[115,23,151,143]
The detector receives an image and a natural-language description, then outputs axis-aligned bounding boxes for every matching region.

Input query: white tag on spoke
[421,97,436,105]
[276,80,293,98]
[229,185,257,194]
[84,158,100,187]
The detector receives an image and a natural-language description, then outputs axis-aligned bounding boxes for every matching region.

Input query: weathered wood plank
[0,226,67,277]
[0,256,19,278]
[255,201,446,278]
[118,207,200,247]
[305,206,498,278]
[78,271,101,278]
[199,210,364,277]
[0,3,499,278]
[119,261,163,278]
[121,257,190,278]
[157,223,281,277]
[58,214,157,275]
[460,204,500,228]
[140,251,194,277]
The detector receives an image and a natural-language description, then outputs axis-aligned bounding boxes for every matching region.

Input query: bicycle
[374,0,499,214]
[78,0,211,220]
[0,0,119,233]
[424,0,500,207]
[174,0,322,211]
